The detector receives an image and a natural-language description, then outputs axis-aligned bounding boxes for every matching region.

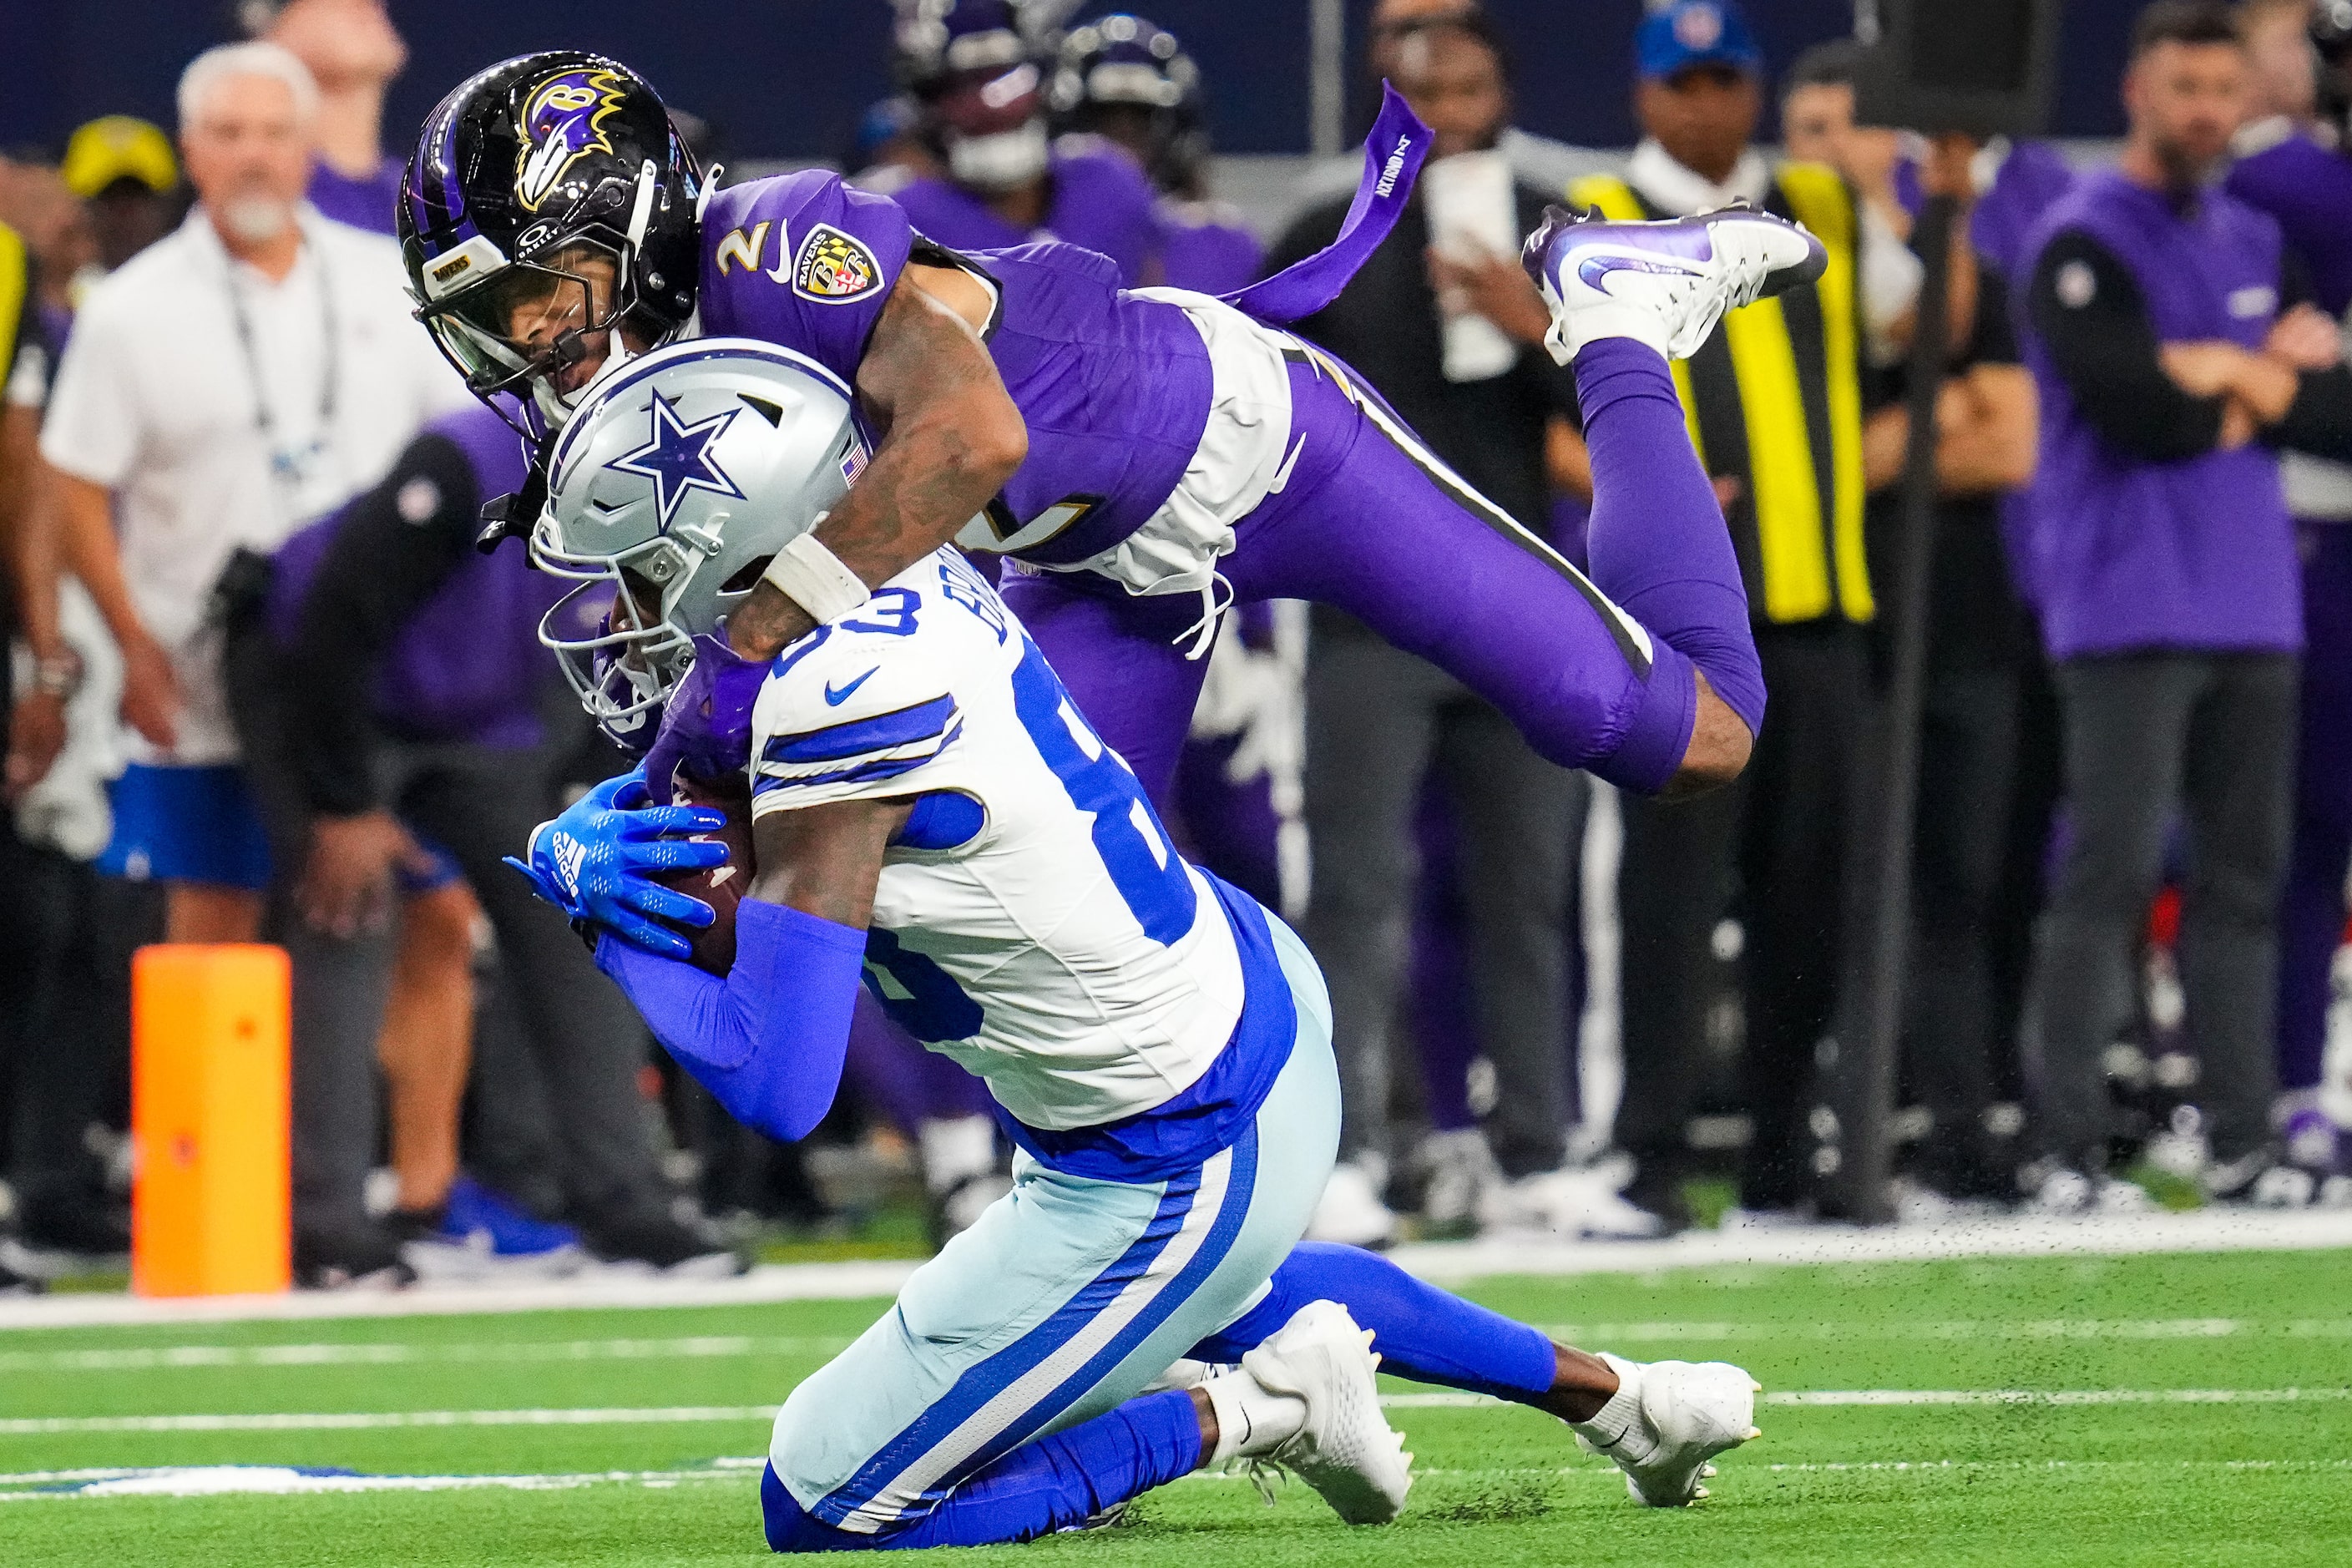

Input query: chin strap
[476,436,555,556]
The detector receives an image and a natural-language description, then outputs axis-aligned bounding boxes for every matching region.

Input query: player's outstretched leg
[1522,201,1826,365]
[760,1298,1411,1550]
[1186,1242,1761,1507]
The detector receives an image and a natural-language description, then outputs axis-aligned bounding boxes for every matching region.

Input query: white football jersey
[747,549,1247,1133]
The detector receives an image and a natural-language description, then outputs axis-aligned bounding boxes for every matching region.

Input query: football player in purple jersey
[1050,12,1262,296]
[880,0,1164,286]
[398,52,1783,857]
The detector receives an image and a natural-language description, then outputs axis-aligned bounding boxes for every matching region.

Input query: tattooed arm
[724,266,1026,660]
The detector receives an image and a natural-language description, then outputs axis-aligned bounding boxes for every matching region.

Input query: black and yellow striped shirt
[0,220,33,399]
[1570,165,1874,626]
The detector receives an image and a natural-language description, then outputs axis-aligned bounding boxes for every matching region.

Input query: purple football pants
[1002,355,1675,807]
[2278,522,2352,1094]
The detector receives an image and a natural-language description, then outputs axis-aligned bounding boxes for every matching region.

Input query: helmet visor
[421,239,626,397]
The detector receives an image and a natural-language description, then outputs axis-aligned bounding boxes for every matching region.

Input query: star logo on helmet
[605,391,745,528]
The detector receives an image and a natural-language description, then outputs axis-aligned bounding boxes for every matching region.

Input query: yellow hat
[61,116,180,200]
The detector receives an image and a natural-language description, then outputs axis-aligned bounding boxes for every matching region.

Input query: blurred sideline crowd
[4,0,2352,1296]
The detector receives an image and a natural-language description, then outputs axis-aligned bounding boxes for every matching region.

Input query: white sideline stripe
[0,1406,778,1436]
[7,1206,2350,1329]
[13,1455,2352,1504]
[0,1464,759,1500]
[1389,1206,2352,1285]
[1530,1318,2352,1343]
[0,1334,857,1375]
[1764,1387,2352,1407]
[13,1318,2349,1378]
[11,1388,2344,1434]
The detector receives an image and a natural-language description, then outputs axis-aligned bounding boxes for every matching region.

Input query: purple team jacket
[268,402,558,748]
[2227,129,2352,317]
[2016,167,2300,660]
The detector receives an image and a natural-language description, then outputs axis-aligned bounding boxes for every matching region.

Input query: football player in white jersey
[510,204,1802,1549]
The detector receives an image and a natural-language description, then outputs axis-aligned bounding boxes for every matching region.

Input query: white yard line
[8,1387,2347,1435]
[1764,1387,2352,1406]
[5,1207,2349,1331]
[0,1334,856,1375]
[9,1454,2349,1503]
[1531,1318,2352,1343]
[0,1464,756,1500]
[0,1406,779,1437]
[9,1318,2347,1378]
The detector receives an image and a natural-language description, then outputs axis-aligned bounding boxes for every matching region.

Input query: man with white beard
[39,39,463,1282]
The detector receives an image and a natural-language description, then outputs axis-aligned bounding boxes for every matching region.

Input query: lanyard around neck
[222,223,339,492]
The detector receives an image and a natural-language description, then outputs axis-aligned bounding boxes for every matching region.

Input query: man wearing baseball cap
[60,117,182,274]
[1573,1,1918,1228]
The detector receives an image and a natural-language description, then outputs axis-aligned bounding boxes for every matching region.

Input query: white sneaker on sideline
[1573,1354,1761,1507]
[1416,1129,1500,1232]
[1240,1300,1414,1525]
[1480,1166,1664,1239]
[1307,1161,1398,1248]
[1523,203,1829,364]
[2022,1167,2154,1216]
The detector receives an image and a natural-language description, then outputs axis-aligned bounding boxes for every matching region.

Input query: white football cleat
[1240,1300,1414,1525]
[1573,1355,1762,1507]
[1522,204,1828,365]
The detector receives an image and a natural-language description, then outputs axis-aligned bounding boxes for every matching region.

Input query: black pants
[2025,652,2296,1170]
[0,827,147,1226]
[1301,613,1585,1178]
[223,615,671,1242]
[1616,621,1867,1209]
[1903,661,2022,1194]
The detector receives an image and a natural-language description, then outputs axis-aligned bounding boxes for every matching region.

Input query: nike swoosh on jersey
[1269,433,1307,494]
[825,668,881,706]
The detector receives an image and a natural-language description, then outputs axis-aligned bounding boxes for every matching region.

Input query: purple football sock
[1576,336,1767,740]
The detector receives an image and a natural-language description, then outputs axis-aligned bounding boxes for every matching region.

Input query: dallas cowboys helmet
[399,51,704,432]
[1050,14,1207,194]
[533,339,867,736]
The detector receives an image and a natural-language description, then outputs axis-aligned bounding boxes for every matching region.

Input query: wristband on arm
[761,524,872,624]
[593,898,867,1142]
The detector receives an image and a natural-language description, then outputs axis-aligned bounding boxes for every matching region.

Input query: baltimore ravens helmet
[399,52,703,430]
[1050,14,1208,195]
[532,339,865,735]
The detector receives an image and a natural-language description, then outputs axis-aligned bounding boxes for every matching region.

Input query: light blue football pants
[767,913,1338,1535]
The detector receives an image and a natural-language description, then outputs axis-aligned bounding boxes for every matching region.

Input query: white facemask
[946,119,1050,193]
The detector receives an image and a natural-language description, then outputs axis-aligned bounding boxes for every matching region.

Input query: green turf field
[3,1248,2348,1565]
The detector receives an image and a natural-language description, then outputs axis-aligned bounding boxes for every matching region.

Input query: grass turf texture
[2,1250,2347,1565]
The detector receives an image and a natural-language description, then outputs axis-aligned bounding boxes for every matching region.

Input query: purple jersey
[889,139,1164,286]
[1157,199,1263,296]
[696,169,1212,566]
[2228,130,2352,318]
[307,158,405,237]
[1973,140,2076,281]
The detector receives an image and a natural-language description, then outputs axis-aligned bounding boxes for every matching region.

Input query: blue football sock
[1189,1241,1557,1404]
[761,1388,1203,1552]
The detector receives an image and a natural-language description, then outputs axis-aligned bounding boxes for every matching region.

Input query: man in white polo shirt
[40,40,463,943]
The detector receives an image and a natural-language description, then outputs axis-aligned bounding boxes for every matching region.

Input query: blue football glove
[504,768,732,959]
